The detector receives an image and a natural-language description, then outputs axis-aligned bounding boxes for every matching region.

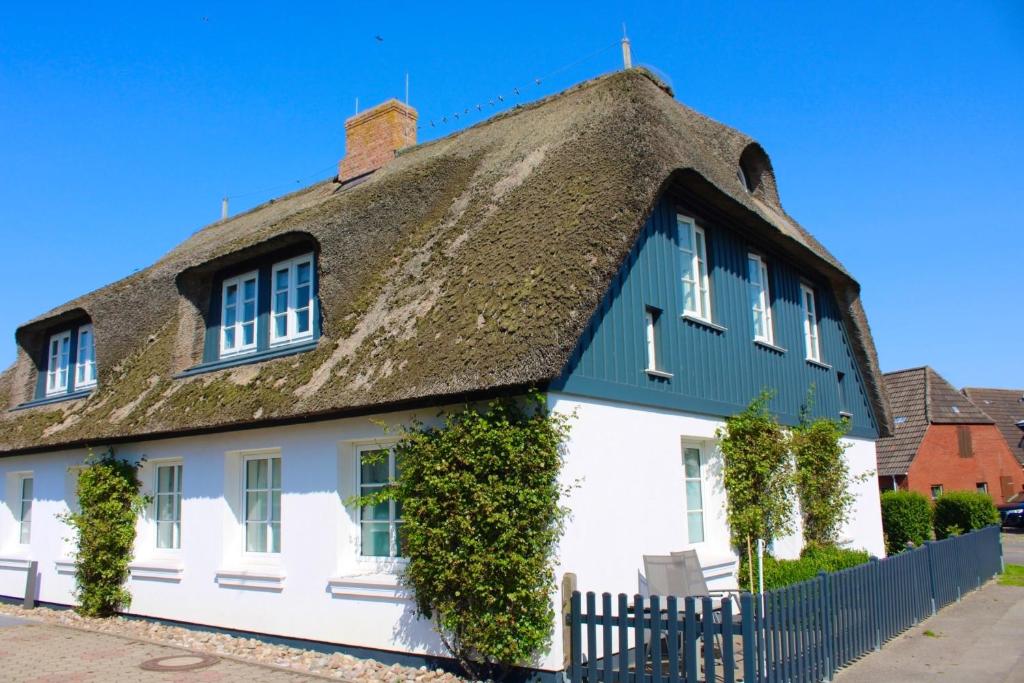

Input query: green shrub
[351,392,571,679]
[740,544,870,591]
[933,491,999,540]
[880,490,933,554]
[59,450,148,617]
[792,414,854,547]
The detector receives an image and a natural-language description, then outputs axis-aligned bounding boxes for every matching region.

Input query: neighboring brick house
[878,367,1023,503]
[962,386,1024,502]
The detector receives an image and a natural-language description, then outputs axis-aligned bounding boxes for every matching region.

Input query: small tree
[933,490,1000,540]
[717,392,794,588]
[880,490,932,554]
[60,450,148,617]
[792,415,855,546]
[353,391,571,679]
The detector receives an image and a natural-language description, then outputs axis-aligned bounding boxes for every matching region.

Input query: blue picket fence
[566,525,1002,683]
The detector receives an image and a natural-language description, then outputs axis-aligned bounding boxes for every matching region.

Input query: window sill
[0,554,34,571]
[55,559,77,575]
[327,574,410,601]
[754,339,787,354]
[129,560,184,583]
[839,411,854,420]
[680,314,727,333]
[645,368,674,380]
[10,389,95,412]
[214,566,286,592]
[806,358,832,370]
[177,340,319,378]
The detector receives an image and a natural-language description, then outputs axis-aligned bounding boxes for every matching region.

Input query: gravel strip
[0,602,467,682]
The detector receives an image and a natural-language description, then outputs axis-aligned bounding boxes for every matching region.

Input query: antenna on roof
[621,23,632,70]
[221,195,229,221]
[355,97,359,115]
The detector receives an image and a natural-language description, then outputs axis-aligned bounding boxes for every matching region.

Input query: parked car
[998,502,1024,528]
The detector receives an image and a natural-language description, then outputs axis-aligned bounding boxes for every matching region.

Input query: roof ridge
[923,366,932,423]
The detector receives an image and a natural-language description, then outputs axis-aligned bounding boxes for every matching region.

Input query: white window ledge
[806,358,832,370]
[55,559,77,575]
[645,368,674,380]
[754,339,787,354]
[681,314,727,333]
[129,560,184,583]
[327,574,409,601]
[215,566,286,592]
[0,555,34,571]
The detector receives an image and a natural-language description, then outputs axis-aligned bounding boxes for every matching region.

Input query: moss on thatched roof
[0,68,891,453]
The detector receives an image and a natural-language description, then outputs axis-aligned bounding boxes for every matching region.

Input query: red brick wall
[907,424,1024,503]
[338,100,417,182]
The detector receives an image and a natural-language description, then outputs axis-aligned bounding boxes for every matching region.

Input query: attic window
[737,166,750,192]
[894,416,908,425]
[39,320,97,400]
[950,406,961,415]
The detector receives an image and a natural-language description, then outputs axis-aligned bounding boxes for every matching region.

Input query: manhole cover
[140,653,220,671]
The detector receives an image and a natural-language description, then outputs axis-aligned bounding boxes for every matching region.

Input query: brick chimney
[338,99,417,183]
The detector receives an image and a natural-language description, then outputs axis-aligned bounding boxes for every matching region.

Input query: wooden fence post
[561,572,577,671]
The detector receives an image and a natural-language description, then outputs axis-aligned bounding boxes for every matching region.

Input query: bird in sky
[375,35,384,42]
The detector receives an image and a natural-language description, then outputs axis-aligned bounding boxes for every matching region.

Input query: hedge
[933,490,1000,540]
[741,544,870,591]
[880,490,933,555]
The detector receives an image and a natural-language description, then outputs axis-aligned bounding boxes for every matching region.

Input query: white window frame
[977,482,988,495]
[800,282,821,362]
[269,253,315,347]
[242,453,281,555]
[644,309,658,372]
[45,330,72,396]
[678,215,712,321]
[357,445,403,559]
[17,475,32,545]
[682,442,705,545]
[75,324,97,390]
[220,270,259,358]
[154,462,183,551]
[930,484,943,500]
[748,254,774,344]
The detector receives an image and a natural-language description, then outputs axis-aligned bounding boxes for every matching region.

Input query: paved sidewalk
[1003,529,1024,566]
[0,616,320,682]
[835,581,1024,683]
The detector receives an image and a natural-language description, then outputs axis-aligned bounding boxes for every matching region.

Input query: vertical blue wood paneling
[553,194,880,438]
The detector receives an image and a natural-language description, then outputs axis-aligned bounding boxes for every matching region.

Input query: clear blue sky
[1,1,1021,388]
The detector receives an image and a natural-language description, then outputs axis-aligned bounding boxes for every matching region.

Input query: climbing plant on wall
[791,413,856,547]
[60,449,148,617]
[352,391,572,680]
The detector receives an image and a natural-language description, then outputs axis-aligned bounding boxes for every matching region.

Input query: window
[800,283,821,362]
[18,476,32,545]
[75,325,97,389]
[243,454,280,553]
[269,254,314,346]
[220,271,259,357]
[747,254,773,344]
[957,426,973,458]
[930,484,943,500]
[45,331,72,396]
[359,447,403,557]
[683,446,704,544]
[644,307,668,375]
[678,215,711,321]
[155,464,182,550]
[977,482,989,494]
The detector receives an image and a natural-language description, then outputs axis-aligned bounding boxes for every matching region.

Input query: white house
[0,68,889,678]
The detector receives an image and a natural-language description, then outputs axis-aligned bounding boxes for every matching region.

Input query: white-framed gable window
[221,271,258,357]
[682,444,705,544]
[270,254,314,347]
[155,463,182,550]
[75,324,97,389]
[644,308,659,372]
[358,446,403,558]
[18,475,33,545]
[46,331,72,396]
[800,282,821,362]
[678,214,711,321]
[243,453,280,554]
[747,254,774,344]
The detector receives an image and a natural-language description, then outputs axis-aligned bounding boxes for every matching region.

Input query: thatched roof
[877,367,991,476]
[0,68,892,454]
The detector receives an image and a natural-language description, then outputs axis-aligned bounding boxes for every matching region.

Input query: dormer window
[270,254,314,347]
[38,320,97,400]
[220,271,259,357]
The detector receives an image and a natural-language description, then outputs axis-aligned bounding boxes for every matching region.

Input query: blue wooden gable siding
[552,195,880,439]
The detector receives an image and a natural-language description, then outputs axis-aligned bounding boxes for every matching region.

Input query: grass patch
[999,564,1024,587]
[922,629,939,638]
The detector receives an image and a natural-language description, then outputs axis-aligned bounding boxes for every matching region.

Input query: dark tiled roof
[877,367,992,475]
[0,69,892,454]
[962,387,1024,466]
